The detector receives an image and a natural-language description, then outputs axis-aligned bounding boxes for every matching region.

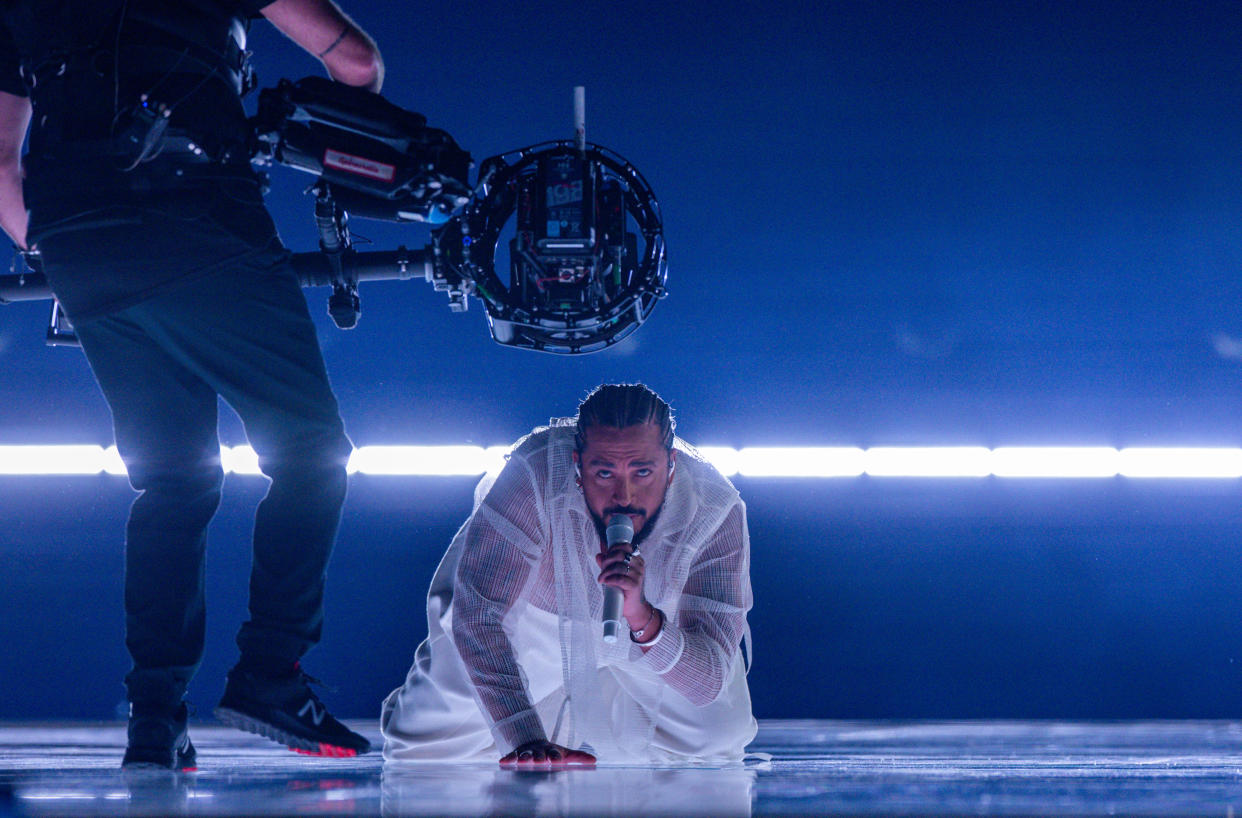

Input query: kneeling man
[381,384,756,766]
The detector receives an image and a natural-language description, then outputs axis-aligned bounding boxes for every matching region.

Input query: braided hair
[574,383,675,454]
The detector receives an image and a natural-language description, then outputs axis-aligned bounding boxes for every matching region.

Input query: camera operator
[0,0,383,769]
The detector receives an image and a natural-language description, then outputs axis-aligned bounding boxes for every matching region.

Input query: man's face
[575,423,675,547]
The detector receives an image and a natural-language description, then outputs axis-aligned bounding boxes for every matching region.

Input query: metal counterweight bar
[0,248,434,304]
[289,247,432,286]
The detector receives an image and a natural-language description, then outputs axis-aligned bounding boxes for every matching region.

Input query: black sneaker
[213,665,370,757]
[122,702,197,771]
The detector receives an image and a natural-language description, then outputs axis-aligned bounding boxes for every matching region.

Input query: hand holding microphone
[599,513,640,643]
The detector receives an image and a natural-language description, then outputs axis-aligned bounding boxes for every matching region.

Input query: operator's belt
[54,133,217,164]
[28,132,255,189]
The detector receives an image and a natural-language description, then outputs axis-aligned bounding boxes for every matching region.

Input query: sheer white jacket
[381,421,756,764]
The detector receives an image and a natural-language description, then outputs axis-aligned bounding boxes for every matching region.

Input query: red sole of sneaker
[214,707,369,757]
[290,744,357,758]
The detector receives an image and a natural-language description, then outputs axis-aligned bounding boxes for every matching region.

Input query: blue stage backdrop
[3,0,1242,719]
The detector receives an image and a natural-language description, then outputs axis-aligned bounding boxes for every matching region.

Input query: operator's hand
[596,543,648,622]
[500,740,596,769]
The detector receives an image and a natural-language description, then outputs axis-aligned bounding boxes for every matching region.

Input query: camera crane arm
[1,78,667,354]
[0,246,441,309]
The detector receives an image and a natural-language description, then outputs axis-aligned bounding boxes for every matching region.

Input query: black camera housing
[252,76,472,223]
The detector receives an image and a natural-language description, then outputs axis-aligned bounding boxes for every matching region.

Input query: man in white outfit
[381,383,756,767]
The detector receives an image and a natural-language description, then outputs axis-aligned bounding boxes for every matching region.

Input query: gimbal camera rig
[0,78,668,354]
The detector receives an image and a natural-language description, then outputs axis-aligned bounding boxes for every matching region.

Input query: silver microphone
[602,513,633,643]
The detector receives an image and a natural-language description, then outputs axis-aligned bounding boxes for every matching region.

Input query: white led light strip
[2,445,1242,479]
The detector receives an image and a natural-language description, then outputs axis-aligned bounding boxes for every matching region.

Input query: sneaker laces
[295,665,339,696]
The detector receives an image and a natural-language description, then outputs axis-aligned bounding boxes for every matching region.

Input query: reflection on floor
[4,720,1242,816]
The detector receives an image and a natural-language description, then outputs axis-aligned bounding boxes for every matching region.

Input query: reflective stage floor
[4,720,1242,816]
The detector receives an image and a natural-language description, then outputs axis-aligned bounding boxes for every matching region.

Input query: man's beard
[591,503,664,549]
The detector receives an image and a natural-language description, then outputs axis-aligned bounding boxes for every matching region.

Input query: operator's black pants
[72,248,352,696]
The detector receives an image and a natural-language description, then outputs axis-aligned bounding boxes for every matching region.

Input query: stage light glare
[483,445,511,476]
[349,445,493,475]
[695,447,740,477]
[737,447,865,477]
[1117,447,1242,478]
[10,445,1242,479]
[991,447,1119,478]
[101,446,127,475]
[18,793,100,801]
[865,447,992,477]
[221,445,262,475]
[0,445,107,474]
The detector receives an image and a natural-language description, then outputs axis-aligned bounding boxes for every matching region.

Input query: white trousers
[380,606,756,765]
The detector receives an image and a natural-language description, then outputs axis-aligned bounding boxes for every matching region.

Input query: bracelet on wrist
[630,606,657,637]
[630,607,664,644]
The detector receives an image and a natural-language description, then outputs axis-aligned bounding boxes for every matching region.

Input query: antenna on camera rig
[574,85,586,154]
[0,80,668,354]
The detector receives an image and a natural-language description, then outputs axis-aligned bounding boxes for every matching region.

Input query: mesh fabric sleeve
[450,451,550,750]
[640,503,750,706]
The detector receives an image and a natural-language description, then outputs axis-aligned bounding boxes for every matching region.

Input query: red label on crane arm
[323,149,396,182]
